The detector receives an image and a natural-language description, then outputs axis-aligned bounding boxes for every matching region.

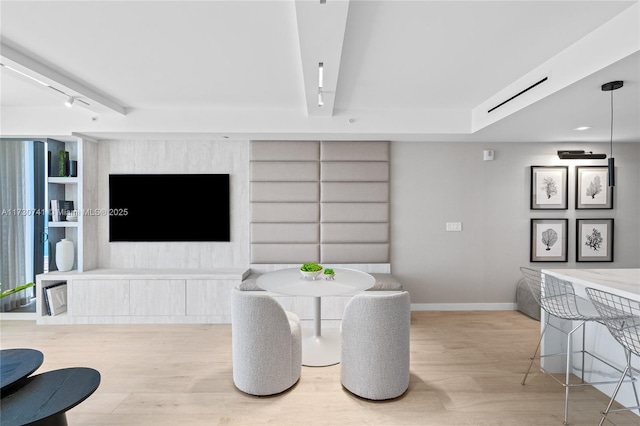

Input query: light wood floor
[1,311,638,425]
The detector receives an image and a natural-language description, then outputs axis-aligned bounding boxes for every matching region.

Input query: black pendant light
[601,80,623,187]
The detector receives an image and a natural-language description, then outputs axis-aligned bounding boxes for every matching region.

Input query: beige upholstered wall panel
[321,202,388,223]
[251,244,320,264]
[250,141,390,264]
[251,162,319,182]
[252,141,319,161]
[250,182,319,202]
[251,141,321,264]
[251,223,319,243]
[321,141,389,161]
[321,223,389,243]
[320,162,389,182]
[252,203,319,223]
[321,244,390,263]
[321,182,389,202]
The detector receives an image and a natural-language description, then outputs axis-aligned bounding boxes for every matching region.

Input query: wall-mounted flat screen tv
[109,174,230,242]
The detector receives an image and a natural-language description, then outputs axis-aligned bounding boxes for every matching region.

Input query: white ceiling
[1,0,638,143]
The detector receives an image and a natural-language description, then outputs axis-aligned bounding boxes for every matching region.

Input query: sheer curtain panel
[0,141,29,311]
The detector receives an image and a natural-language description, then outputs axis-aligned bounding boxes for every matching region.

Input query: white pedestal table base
[256,268,375,368]
[301,328,340,367]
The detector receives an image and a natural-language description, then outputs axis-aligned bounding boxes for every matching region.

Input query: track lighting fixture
[64,96,76,107]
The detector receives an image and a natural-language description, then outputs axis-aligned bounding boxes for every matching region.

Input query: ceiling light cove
[318,62,325,107]
[1,63,48,86]
[295,0,349,116]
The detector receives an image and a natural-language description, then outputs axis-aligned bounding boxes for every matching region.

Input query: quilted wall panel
[250,141,389,264]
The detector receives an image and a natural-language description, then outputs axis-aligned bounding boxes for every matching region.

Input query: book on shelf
[43,282,67,316]
[50,200,59,222]
[62,200,74,219]
[50,199,74,222]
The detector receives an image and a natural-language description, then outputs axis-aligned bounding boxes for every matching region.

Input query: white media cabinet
[35,268,250,325]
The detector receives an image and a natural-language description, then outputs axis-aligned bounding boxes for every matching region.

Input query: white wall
[391,141,640,306]
[97,139,250,269]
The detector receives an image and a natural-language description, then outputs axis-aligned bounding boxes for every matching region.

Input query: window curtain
[0,141,29,311]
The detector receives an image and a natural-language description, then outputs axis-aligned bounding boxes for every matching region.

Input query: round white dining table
[256,267,374,367]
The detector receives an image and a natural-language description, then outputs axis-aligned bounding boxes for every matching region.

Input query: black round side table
[0,348,44,394]
[0,367,101,426]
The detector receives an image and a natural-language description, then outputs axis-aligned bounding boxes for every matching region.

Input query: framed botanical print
[531,166,568,210]
[576,166,613,209]
[577,218,614,262]
[530,218,568,262]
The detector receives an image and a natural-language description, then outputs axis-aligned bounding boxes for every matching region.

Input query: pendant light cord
[610,90,614,157]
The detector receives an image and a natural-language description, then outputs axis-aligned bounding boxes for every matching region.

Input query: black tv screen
[109,174,230,242]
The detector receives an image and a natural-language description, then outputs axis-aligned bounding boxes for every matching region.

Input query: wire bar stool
[585,287,640,426]
[520,267,630,425]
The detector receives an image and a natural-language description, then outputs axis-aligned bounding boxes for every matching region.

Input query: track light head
[64,96,75,107]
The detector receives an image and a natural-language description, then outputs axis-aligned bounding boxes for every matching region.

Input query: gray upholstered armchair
[340,291,411,400]
[231,287,302,396]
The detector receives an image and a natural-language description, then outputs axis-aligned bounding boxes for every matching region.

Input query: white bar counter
[541,268,640,414]
[543,269,639,300]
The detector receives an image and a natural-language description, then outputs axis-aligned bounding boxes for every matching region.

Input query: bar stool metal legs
[519,267,631,425]
[585,288,640,426]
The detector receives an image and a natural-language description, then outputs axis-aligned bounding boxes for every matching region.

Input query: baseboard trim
[411,303,517,311]
[0,312,37,321]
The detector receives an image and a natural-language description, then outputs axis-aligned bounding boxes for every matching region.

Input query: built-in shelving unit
[45,138,83,273]
[39,137,100,322]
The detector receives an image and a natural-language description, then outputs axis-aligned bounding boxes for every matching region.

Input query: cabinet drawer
[186,279,234,316]
[71,280,130,316]
[130,279,185,316]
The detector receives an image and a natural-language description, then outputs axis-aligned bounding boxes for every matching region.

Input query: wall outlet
[446,222,462,232]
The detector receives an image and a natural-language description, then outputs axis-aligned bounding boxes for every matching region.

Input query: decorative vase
[55,239,74,272]
[58,150,69,177]
[66,210,78,222]
[300,270,322,280]
[67,160,77,177]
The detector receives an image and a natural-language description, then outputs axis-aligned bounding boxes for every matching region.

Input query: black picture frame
[576,218,614,262]
[530,218,568,262]
[576,166,613,209]
[531,166,568,210]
